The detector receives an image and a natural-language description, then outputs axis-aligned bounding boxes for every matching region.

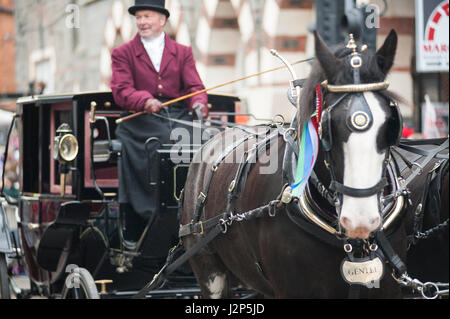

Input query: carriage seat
[93,139,122,163]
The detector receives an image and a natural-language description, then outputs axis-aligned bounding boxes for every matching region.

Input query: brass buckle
[198,192,207,204]
[228,180,236,193]
[194,221,204,236]
[268,200,279,217]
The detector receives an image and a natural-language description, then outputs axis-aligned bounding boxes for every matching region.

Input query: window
[29,47,56,94]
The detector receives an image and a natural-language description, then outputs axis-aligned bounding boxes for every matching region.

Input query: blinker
[346,94,373,133]
[351,112,370,130]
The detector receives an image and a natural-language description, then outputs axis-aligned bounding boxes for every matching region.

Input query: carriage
[0,90,251,299]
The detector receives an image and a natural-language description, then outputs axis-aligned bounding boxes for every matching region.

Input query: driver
[110,0,208,242]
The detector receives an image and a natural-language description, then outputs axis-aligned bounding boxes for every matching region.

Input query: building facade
[12,0,449,130]
[0,0,17,112]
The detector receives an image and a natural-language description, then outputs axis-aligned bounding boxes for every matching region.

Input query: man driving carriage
[110,0,208,242]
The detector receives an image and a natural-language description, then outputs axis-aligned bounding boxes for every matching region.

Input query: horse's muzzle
[340,216,381,239]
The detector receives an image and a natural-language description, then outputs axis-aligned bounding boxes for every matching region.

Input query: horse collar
[291,159,406,238]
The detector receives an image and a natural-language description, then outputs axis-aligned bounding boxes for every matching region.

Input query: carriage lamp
[53,123,79,196]
[53,123,79,162]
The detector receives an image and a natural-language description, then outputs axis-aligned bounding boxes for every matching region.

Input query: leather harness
[133,109,449,299]
[133,40,450,298]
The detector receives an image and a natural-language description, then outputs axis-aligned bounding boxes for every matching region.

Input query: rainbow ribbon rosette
[290,84,322,198]
[291,119,320,198]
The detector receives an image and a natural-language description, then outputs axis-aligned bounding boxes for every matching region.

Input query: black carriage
[1,91,240,299]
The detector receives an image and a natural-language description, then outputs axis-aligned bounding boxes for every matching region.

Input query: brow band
[321,80,390,93]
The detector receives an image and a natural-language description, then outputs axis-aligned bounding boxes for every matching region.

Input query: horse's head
[313,30,402,239]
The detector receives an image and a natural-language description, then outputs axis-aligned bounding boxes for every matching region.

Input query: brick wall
[0,0,16,95]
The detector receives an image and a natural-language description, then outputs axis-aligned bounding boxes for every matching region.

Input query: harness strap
[193,134,259,223]
[227,130,282,212]
[390,148,418,171]
[412,171,433,236]
[329,178,388,198]
[408,158,449,247]
[397,141,449,160]
[171,201,285,299]
[375,230,407,276]
[134,223,225,299]
[149,111,276,224]
[181,199,284,239]
[227,151,251,214]
[309,171,336,207]
[276,122,299,157]
[179,213,228,237]
[195,126,284,223]
[135,197,286,299]
[376,225,449,298]
[402,139,449,187]
[344,239,367,299]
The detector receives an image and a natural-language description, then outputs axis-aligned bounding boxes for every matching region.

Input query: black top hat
[128,0,170,18]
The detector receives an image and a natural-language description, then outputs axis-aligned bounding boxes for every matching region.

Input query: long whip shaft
[116,57,314,124]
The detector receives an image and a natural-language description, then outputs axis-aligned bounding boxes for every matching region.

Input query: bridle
[316,37,402,217]
[318,87,400,208]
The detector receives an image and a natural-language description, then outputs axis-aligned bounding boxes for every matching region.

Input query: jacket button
[158,84,163,89]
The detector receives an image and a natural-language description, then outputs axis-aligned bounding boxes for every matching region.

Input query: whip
[115,57,314,124]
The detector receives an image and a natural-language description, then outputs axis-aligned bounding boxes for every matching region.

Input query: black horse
[180,30,439,298]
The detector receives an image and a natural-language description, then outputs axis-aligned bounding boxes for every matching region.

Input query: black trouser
[116,103,193,220]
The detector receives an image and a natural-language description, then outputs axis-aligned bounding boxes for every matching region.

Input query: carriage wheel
[0,253,10,299]
[60,267,100,299]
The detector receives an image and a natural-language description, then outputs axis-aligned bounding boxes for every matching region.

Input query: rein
[151,111,262,135]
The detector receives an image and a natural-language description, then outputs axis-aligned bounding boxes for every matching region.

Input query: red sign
[416,0,449,72]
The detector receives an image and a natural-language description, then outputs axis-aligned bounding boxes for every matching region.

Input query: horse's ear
[314,31,342,81]
[375,29,398,75]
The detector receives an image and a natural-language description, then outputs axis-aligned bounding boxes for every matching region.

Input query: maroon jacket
[110,33,207,112]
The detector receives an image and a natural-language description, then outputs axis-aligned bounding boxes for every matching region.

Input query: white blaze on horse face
[339,92,384,239]
[207,273,226,299]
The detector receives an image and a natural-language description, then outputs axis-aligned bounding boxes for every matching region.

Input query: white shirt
[141,32,166,72]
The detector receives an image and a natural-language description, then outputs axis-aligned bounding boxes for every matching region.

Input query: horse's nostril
[370,217,380,226]
[349,227,371,240]
[340,216,380,232]
[340,217,352,229]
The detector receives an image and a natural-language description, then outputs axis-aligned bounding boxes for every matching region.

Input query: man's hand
[144,99,163,115]
[193,102,209,119]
